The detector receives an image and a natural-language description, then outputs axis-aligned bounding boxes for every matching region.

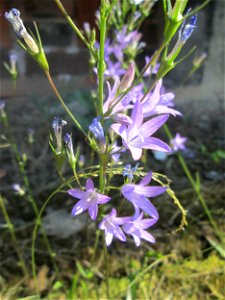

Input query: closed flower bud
[119,62,135,92]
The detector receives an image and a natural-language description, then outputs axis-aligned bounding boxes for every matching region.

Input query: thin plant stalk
[163,124,223,242]
[103,233,110,299]
[31,183,67,294]
[0,194,29,278]
[98,0,108,193]
[54,0,95,57]
[3,113,59,279]
[45,71,87,138]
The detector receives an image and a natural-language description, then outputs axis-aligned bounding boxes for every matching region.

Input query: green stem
[45,71,87,138]
[0,194,29,278]
[31,184,66,294]
[103,233,110,299]
[54,0,89,49]
[164,124,223,242]
[98,0,108,193]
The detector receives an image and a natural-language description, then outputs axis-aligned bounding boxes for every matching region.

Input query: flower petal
[140,230,155,243]
[142,137,171,152]
[97,194,111,204]
[139,172,152,186]
[71,199,89,216]
[68,189,85,199]
[140,114,169,137]
[86,178,94,191]
[131,195,159,219]
[128,145,142,160]
[130,100,143,129]
[88,204,98,220]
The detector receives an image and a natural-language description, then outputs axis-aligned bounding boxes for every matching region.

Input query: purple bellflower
[68,178,111,220]
[170,133,187,152]
[111,100,170,160]
[121,172,166,219]
[98,208,129,246]
[141,80,182,117]
[122,211,157,246]
[103,77,133,125]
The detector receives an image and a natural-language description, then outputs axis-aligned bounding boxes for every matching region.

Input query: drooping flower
[170,133,187,151]
[122,211,157,246]
[98,208,129,246]
[68,178,111,220]
[111,100,170,160]
[121,172,166,219]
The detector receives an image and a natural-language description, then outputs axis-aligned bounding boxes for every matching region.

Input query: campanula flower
[103,77,132,124]
[122,211,157,246]
[98,208,129,246]
[111,101,170,160]
[121,172,166,219]
[141,80,182,117]
[170,133,187,152]
[68,178,111,220]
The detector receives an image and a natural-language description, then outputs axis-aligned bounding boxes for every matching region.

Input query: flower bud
[119,62,135,92]
[52,116,67,154]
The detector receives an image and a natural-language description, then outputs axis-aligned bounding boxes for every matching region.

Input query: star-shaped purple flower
[123,211,157,246]
[68,178,111,220]
[121,172,166,219]
[111,100,170,160]
[171,133,187,151]
[98,208,130,246]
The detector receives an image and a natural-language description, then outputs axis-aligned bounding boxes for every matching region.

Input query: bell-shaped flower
[142,80,182,117]
[122,211,157,246]
[111,100,170,160]
[68,178,111,220]
[98,208,129,246]
[121,172,166,219]
[103,77,132,125]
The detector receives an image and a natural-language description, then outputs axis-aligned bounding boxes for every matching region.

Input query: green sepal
[49,135,66,172]
[33,50,49,72]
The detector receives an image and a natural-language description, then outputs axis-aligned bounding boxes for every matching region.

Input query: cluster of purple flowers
[68,43,184,246]
[69,172,166,247]
[94,26,144,78]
